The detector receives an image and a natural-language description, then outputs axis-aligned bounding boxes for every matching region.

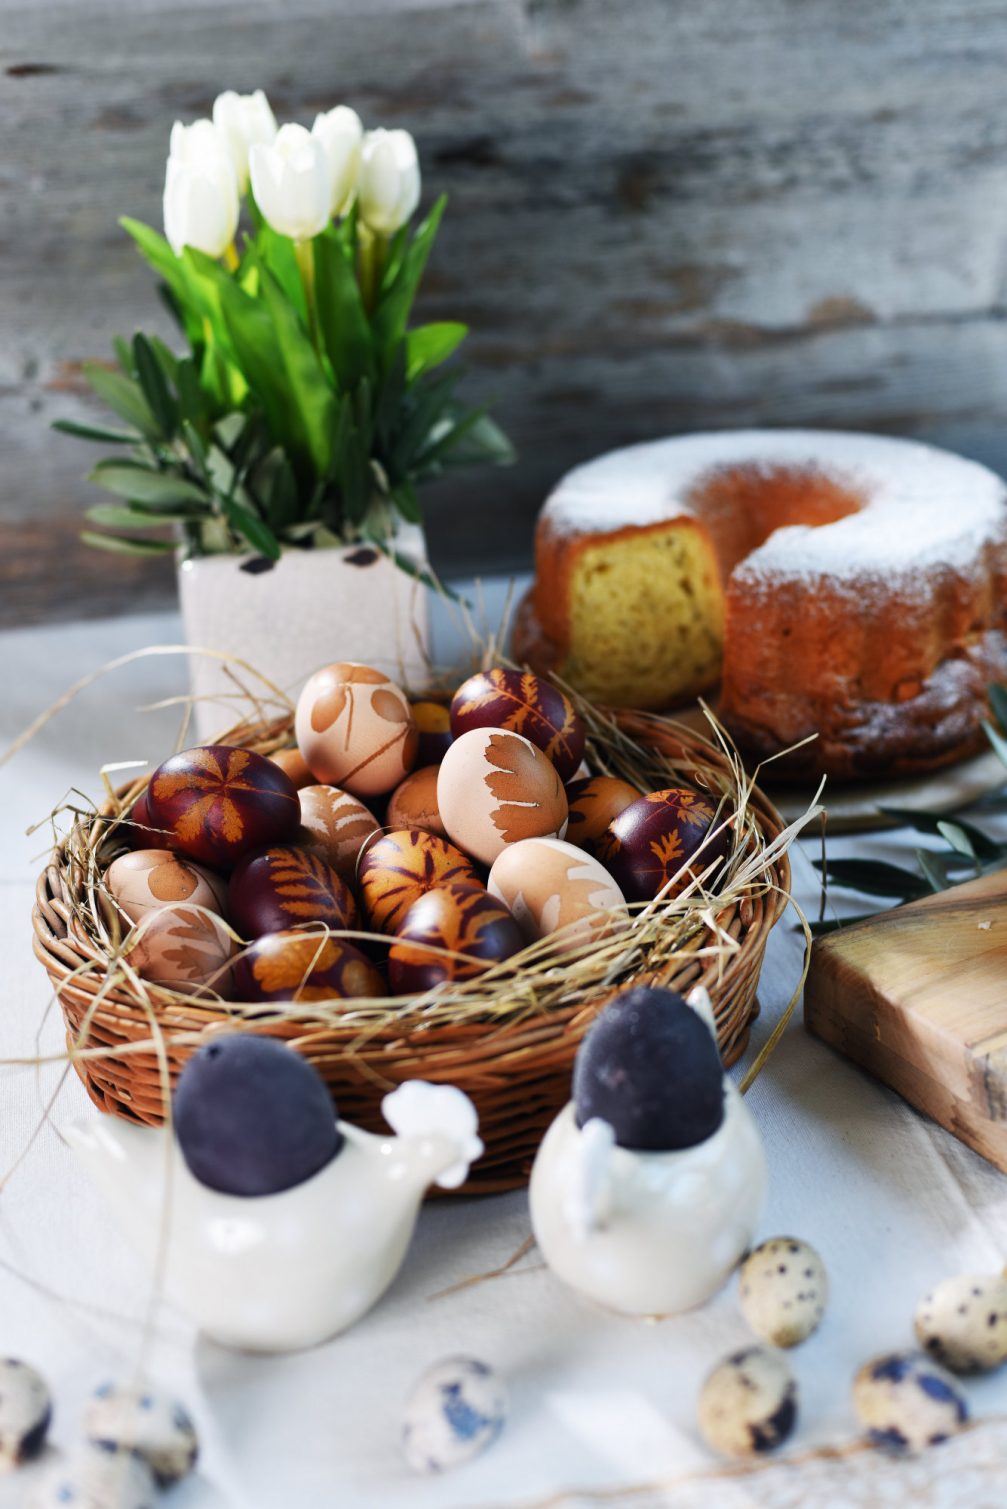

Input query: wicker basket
[32,706,792,1194]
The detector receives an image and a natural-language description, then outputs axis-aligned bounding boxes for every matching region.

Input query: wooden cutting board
[804,869,1007,1171]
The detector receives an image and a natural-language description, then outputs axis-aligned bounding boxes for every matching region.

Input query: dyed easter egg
[126,906,235,996]
[297,784,379,881]
[488,838,627,945]
[106,849,226,925]
[269,746,315,790]
[450,668,586,782]
[295,662,417,796]
[601,787,730,902]
[86,1383,198,1486]
[146,745,300,869]
[437,729,569,867]
[387,766,446,838]
[173,1034,341,1196]
[565,775,641,856]
[229,846,358,938]
[127,788,176,851]
[235,930,383,1003]
[412,699,453,765]
[402,1357,507,1474]
[0,1358,51,1470]
[389,883,524,993]
[358,829,482,934]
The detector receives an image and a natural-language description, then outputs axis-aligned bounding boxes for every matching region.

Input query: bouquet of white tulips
[58,90,513,564]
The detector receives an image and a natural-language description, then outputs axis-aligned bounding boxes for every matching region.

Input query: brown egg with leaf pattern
[437,728,569,867]
[488,837,628,945]
[269,746,315,790]
[565,775,641,859]
[295,662,417,797]
[600,787,731,902]
[126,906,235,997]
[146,745,300,869]
[229,846,359,938]
[106,848,227,925]
[358,829,482,934]
[389,883,524,994]
[297,785,379,882]
[386,766,446,838]
[234,929,383,1003]
[450,669,586,781]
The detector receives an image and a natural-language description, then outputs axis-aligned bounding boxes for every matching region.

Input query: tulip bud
[249,123,331,241]
[212,89,277,194]
[358,129,421,236]
[163,127,240,258]
[311,105,363,217]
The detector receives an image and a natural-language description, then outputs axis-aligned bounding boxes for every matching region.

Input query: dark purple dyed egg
[229,846,359,938]
[146,745,300,869]
[601,787,730,902]
[234,929,383,1002]
[389,882,524,994]
[411,700,454,766]
[449,669,586,782]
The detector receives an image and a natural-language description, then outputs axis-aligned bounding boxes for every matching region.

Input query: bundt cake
[512,430,1007,781]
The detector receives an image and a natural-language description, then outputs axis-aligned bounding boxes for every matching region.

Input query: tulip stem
[357,227,386,315]
[223,242,240,274]
[295,238,320,354]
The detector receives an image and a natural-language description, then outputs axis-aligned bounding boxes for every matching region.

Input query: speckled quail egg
[738,1237,828,1347]
[27,1446,157,1508]
[914,1273,1007,1373]
[402,1356,508,1474]
[0,1357,51,1470]
[697,1346,797,1458]
[852,1351,968,1454]
[86,1381,198,1485]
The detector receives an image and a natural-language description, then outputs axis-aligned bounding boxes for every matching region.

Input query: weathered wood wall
[4,0,1007,624]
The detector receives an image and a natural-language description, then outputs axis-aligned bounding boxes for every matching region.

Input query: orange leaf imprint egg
[297,785,380,882]
[437,728,569,867]
[126,906,235,997]
[146,744,300,869]
[389,883,525,994]
[358,829,482,934]
[602,787,731,902]
[565,776,642,857]
[106,848,227,925]
[386,766,446,838]
[488,837,628,945]
[295,662,418,797]
[234,930,383,1003]
[450,669,587,782]
[229,846,359,939]
[269,746,315,790]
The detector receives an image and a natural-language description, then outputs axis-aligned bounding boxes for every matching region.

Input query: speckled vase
[177,528,430,740]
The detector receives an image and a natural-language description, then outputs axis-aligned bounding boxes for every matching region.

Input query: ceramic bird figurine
[529,983,766,1315]
[66,1035,483,1352]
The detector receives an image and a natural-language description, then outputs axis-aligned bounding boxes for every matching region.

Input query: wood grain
[4,0,1007,623]
[805,869,1007,1171]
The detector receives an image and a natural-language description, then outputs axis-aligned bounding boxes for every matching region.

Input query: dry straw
[30,658,819,1193]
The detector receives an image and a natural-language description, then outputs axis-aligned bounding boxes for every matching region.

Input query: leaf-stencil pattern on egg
[260,849,355,924]
[360,831,481,933]
[537,850,621,935]
[484,733,565,842]
[309,663,388,734]
[299,787,378,875]
[455,670,583,774]
[151,748,256,846]
[251,936,380,1001]
[131,908,233,988]
[146,861,201,903]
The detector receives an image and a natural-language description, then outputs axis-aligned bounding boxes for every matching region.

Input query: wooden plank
[6,0,1007,621]
[805,869,1007,1171]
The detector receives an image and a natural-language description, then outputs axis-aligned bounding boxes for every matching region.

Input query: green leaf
[254,222,307,324]
[81,364,162,441]
[936,820,978,860]
[85,502,202,528]
[259,266,335,478]
[390,479,422,524]
[81,530,176,556]
[436,410,516,468]
[313,227,375,391]
[983,716,1007,770]
[989,684,1007,733]
[916,848,953,893]
[405,321,467,381]
[371,195,447,358]
[121,218,207,349]
[133,333,178,437]
[89,460,207,508]
[52,418,143,445]
[221,495,281,559]
[877,806,1004,860]
[811,857,930,899]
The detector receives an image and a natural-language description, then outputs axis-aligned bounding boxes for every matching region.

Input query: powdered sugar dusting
[544,429,1007,583]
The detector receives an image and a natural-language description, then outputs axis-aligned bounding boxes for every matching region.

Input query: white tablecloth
[2,587,1006,1509]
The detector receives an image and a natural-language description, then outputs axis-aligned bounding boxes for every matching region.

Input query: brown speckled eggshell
[601,787,730,902]
[565,775,642,857]
[411,700,453,766]
[106,848,227,925]
[127,907,235,997]
[437,728,569,867]
[389,882,524,994]
[146,745,300,869]
[229,846,359,938]
[234,929,383,1003]
[297,785,379,882]
[450,668,586,781]
[295,662,418,796]
[386,766,446,838]
[358,829,482,934]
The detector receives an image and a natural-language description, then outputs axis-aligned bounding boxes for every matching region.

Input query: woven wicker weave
[32,706,792,1194]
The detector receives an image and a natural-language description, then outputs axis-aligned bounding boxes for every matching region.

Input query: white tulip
[358,128,421,236]
[311,105,363,216]
[212,89,277,193]
[168,117,234,177]
[163,145,240,258]
[249,123,331,241]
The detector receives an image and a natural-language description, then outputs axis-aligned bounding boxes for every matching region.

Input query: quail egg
[914,1273,1007,1374]
[402,1356,507,1474]
[86,1381,198,1485]
[697,1346,797,1458]
[738,1237,828,1347]
[852,1350,968,1454]
[0,1357,51,1470]
[27,1446,157,1508]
